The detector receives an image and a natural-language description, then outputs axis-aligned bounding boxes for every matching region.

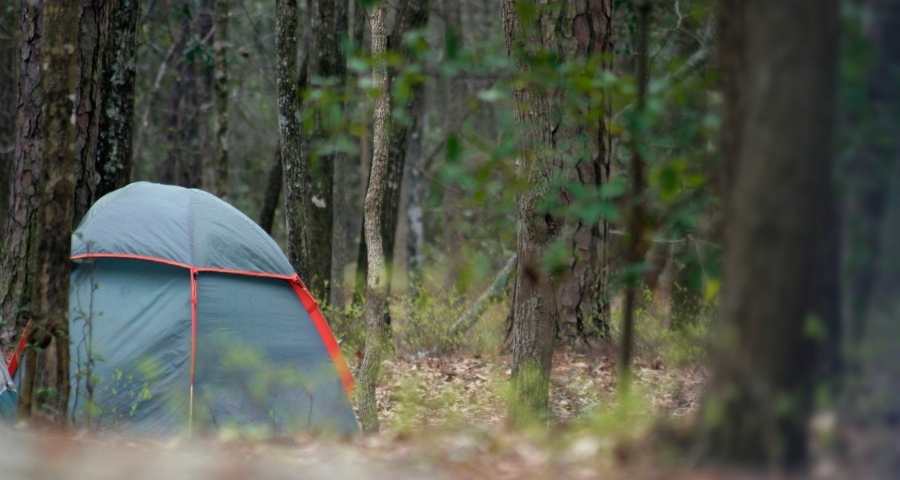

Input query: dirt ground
[2,350,896,479]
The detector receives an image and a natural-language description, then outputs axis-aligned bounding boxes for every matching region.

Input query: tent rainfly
[8,182,357,434]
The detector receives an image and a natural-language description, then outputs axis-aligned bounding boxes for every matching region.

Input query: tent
[9,182,357,434]
[0,355,15,421]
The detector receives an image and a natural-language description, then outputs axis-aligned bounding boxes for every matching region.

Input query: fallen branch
[450,254,517,336]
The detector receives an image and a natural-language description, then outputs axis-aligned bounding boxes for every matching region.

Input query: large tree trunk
[276,0,316,285]
[17,0,81,421]
[554,0,614,346]
[355,3,390,433]
[503,0,560,423]
[1,1,43,348]
[697,0,841,467]
[212,0,230,199]
[503,0,614,421]
[73,0,139,221]
[0,3,17,245]
[94,0,138,200]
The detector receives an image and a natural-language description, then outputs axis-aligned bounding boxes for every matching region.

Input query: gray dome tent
[10,182,357,434]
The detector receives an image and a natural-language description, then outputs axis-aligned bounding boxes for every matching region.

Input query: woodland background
[1,0,900,477]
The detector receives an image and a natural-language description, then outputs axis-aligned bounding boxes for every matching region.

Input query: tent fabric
[71,182,294,276]
[194,273,357,434]
[60,182,357,434]
[0,356,15,422]
[69,259,191,433]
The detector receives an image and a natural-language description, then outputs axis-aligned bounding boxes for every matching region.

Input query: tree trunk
[276,0,316,285]
[618,0,650,392]
[304,0,346,300]
[73,0,139,220]
[503,0,614,421]
[160,12,202,188]
[698,0,841,467]
[259,144,283,234]
[0,3,17,245]
[18,0,81,421]
[212,0,230,198]
[354,0,429,299]
[554,0,614,346]
[503,0,560,423]
[94,0,138,200]
[355,3,390,433]
[1,1,43,348]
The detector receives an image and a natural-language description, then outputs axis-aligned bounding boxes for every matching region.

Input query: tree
[17,0,81,420]
[354,0,430,300]
[159,9,204,188]
[73,0,139,220]
[212,0,230,198]
[619,0,650,392]
[276,0,316,286]
[0,3,16,244]
[697,0,841,466]
[305,0,347,300]
[503,0,615,421]
[355,1,390,433]
[1,1,43,348]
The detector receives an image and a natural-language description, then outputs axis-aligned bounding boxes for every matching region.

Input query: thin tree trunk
[698,0,841,466]
[276,0,316,284]
[18,0,81,421]
[305,0,345,300]
[1,1,43,348]
[355,3,390,433]
[259,144,282,234]
[212,0,229,198]
[619,0,650,393]
[354,0,429,299]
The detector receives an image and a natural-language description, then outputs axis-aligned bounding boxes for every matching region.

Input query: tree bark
[554,0,614,346]
[503,0,560,423]
[0,3,18,245]
[160,12,203,188]
[355,3,390,433]
[276,0,316,285]
[212,0,230,198]
[354,0,429,298]
[503,0,614,421]
[304,0,346,300]
[259,144,283,234]
[93,0,138,200]
[1,1,43,348]
[18,0,81,421]
[72,0,138,221]
[698,0,841,466]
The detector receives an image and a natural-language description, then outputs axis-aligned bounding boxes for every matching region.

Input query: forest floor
[3,349,895,479]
